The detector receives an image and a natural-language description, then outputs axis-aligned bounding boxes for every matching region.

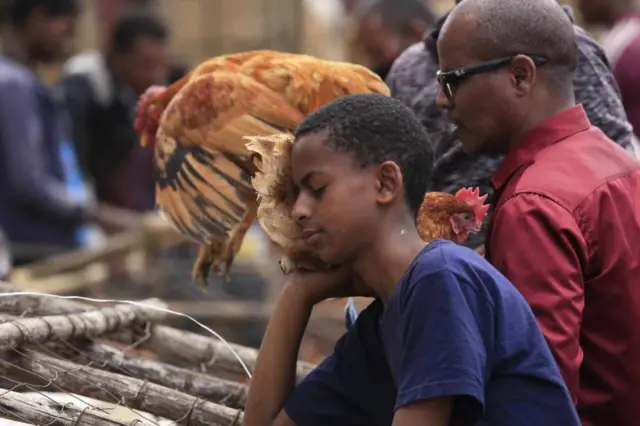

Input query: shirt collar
[491,105,591,191]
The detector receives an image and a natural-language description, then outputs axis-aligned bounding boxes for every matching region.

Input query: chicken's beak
[470,221,483,233]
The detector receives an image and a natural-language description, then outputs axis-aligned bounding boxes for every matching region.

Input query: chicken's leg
[191,198,258,289]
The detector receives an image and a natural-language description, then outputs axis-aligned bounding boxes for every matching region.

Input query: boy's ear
[376,161,403,206]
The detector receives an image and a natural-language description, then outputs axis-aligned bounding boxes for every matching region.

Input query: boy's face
[290,132,385,265]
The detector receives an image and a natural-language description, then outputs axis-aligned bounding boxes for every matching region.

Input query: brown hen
[134,50,390,286]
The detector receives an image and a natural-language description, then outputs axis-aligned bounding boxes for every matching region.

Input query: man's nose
[436,87,452,110]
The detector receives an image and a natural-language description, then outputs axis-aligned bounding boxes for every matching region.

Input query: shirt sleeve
[284,302,394,426]
[395,266,487,422]
[489,193,587,401]
[0,80,87,225]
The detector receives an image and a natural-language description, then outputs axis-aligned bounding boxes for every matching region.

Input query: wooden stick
[0,282,94,314]
[10,212,185,279]
[74,341,247,408]
[167,297,373,322]
[0,311,248,408]
[0,300,167,350]
[0,283,317,381]
[0,285,166,318]
[3,350,243,426]
[143,324,316,381]
[0,387,146,426]
[13,232,143,278]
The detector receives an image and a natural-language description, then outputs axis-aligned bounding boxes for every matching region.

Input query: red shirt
[485,105,640,426]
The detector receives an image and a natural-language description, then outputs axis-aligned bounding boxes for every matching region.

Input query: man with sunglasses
[434,0,640,426]
[386,0,635,254]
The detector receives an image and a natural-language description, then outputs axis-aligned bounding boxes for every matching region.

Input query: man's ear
[376,161,403,206]
[510,55,537,97]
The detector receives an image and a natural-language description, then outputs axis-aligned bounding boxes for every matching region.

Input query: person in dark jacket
[0,0,96,264]
[62,6,177,212]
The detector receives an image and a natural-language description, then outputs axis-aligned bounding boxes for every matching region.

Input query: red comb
[455,187,490,222]
[135,86,165,147]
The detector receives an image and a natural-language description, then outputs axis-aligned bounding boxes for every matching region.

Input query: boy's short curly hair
[294,93,434,216]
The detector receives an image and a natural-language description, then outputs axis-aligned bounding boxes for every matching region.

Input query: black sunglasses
[436,55,549,101]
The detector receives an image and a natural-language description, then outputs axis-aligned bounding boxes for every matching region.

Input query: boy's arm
[243,283,312,426]
[393,268,489,426]
[245,272,388,426]
[489,194,586,401]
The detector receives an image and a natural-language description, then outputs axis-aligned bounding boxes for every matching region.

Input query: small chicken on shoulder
[134,50,390,287]
[246,134,490,274]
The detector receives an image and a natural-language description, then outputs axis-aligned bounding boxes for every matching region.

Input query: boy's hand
[284,266,375,305]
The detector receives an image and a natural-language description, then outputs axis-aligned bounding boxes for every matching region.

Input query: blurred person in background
[578,0,640,155]
[62,6,176,212]
[0,0,110,265]
[349,0,436,80]
[385,0,636,250]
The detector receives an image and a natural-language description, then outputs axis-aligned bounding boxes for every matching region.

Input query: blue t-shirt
[284,240,580,426]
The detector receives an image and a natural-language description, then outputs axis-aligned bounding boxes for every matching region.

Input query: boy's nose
[291,195,311,226]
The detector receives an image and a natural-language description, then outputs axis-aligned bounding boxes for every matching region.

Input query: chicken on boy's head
[435,0,578,156]
[291,93,434,266]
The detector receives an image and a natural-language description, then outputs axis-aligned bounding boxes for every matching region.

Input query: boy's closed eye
[298,173,328,198]
[310,185,325,197]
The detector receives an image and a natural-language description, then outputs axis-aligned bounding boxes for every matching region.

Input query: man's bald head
[434,0,581,157]
[444,0,578,90]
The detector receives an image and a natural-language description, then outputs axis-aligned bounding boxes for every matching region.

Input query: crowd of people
[0,0,185,273]
[1,0,640,424]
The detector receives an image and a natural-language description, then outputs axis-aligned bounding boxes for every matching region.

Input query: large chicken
[246,133,490,273]
[134,50,391,285]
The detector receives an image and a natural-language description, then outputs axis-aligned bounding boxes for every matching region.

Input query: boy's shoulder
[410,239,503,281]
[396,239,516,306]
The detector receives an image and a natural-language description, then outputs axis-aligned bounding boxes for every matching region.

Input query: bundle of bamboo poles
[0,283,316,426]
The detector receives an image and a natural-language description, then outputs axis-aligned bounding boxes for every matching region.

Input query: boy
[243,94,580,426]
